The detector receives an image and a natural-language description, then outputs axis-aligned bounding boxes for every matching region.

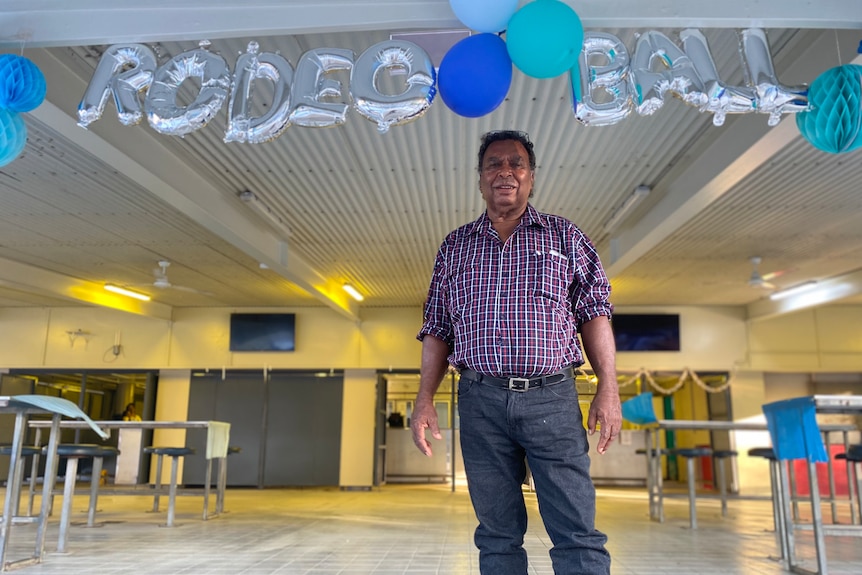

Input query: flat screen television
[611,314,680,352]
[229,313,296,352]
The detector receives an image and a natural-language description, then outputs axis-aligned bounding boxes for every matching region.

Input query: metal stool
[712,449,738,517]
[202,446,240,520]
[47,444,119,553]
[0,445,40,518]
[215,446,241,517]
[144,446,195,527]
[747,448,784,528]
[636,447,671,522]
[836,444,862,525]
[669,446,713,529]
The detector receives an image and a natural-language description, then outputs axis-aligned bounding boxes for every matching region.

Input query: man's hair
[477,130,536,173]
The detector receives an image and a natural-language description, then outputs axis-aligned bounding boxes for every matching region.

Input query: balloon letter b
[573,32,634,127]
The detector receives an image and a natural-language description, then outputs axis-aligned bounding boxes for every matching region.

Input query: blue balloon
[438,33,512,118]
[506,0,584,79]
[0,107,27,167]
[449,0,518,34]
[796,64,862,154]
[0,54,47,113]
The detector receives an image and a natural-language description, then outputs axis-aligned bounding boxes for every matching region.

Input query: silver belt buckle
[508,377,530,392]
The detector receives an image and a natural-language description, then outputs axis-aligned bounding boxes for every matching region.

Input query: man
[410,130,621,575]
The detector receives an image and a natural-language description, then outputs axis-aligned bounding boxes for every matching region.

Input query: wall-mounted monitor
[611,314,680,352]
[229,313,296,352]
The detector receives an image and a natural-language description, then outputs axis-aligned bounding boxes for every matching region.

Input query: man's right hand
[410,399,442,457]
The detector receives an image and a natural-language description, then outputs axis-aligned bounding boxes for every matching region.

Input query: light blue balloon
[0,108,27,167]
[0,54,47,113]
[449,0,518,33]
[796,64,862,154]
[506,0,584,79]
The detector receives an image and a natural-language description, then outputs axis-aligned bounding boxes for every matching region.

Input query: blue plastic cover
[762,396,828,462]
[621,392,658,425]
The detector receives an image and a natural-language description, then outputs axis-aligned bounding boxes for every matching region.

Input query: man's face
[479,139,534,215]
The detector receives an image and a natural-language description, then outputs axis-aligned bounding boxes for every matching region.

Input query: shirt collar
[467,204,548,236]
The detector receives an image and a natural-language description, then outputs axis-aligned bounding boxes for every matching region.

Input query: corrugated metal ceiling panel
[1,24,859,312]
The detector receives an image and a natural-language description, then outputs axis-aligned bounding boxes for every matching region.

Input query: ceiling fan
[748,256,789,290]
[141,260,214,296]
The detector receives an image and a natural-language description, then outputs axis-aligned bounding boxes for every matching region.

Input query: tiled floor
[2,482,861,574]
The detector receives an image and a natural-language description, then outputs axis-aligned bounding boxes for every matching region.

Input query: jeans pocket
[457,377,476,397]
[546,380,577,400]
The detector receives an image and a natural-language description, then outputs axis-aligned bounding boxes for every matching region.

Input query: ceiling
[1,1,861,325]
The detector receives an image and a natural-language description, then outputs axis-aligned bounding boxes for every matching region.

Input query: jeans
[458,374,611,575]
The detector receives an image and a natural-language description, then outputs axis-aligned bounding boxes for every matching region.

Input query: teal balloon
[505,0,584,79]
[0,108,27,167]
[449,0,518,33]
[0,54,47,113]
[796,64,862,154]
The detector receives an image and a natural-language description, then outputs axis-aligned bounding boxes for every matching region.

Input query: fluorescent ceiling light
[603,185,651,234]
[769,281,818,301]
[104,284,151,301]
[342,283,364,302]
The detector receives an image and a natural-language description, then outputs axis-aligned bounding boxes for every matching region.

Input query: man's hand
[410,398,442,457]
[587,388,622,454]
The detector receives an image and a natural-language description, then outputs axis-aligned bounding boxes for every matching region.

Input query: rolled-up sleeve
[570,231,613,328]
[417,244,453,344]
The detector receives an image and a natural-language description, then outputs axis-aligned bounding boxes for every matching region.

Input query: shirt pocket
[532,250,571,306]
[447,261,480,323]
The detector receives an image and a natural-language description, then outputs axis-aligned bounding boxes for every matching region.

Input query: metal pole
[450,370,456,493]
[34,414,61,561]
[843,430,858,524]
[74,372,88,444]
[823,430,838,523]
[0,409,28,566]
[807,460,829,575]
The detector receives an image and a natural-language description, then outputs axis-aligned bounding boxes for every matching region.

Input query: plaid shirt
[418,204,612,378]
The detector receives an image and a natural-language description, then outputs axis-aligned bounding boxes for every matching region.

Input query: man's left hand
[587,389,622,454]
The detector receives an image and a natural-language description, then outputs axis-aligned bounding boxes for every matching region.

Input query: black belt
[459,366,575,392]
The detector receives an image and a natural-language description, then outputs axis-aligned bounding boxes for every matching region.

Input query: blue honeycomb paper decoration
[0,107,27,167]
[796,64,862,154]
[0,54,47,113]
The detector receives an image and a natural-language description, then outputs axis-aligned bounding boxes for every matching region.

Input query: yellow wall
[610,305,749,372]
[7,303,860,374]
[149,369,191,484]
[3,302,861,489]
[339,369,378,487]
[672,380,711,451]
[0,306,423,370]
[748,305,862,371]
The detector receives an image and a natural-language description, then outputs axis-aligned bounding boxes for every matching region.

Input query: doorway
[1,369,156,480]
